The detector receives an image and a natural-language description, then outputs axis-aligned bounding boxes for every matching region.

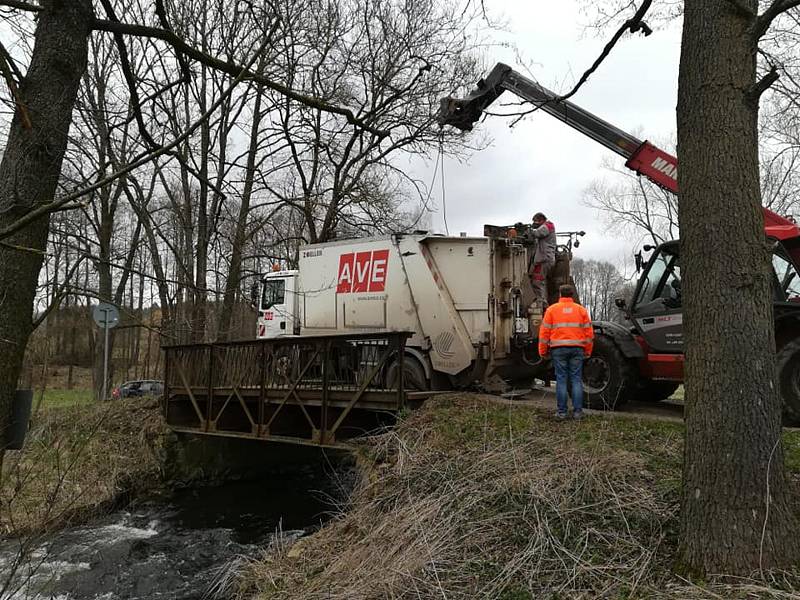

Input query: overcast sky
[413,0,682,267]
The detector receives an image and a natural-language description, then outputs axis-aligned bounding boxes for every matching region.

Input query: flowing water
[0,474,336,600]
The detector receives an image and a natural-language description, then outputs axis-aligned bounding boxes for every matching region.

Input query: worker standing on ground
[538,284,594,420]
[526,212,557,306]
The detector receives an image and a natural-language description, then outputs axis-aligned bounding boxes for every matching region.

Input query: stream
[0,474,336,600]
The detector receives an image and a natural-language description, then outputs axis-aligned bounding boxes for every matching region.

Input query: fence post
[320,339,331,444]
[205,345,214,432]
[163,347,170,419]
[257,342,266,436]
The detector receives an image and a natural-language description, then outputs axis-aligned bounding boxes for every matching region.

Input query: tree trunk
[125,185,172,337]
[133,258,144,377]
[144,326,153,379]
[192,30,211,343]
[93,190,114,401]
[0,0,93,436]
[677,0,799,574]
[218,88,263,340]
[193,114,210,342]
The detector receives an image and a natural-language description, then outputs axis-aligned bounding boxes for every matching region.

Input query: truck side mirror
[615,297,627,310]
[249,282,260,309]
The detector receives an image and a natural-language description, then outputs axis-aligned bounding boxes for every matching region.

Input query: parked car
[112,380,164,399]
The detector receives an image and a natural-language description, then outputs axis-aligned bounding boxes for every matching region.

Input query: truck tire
[637,380,680,403]
[775,339,800,424]
[271,345,300,381]
[582,335,639,410]
[386,355,429,392]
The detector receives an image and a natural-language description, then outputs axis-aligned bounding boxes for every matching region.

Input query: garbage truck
[253,227,581,391]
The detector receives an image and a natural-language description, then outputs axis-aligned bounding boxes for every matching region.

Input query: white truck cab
[256,270,299,338]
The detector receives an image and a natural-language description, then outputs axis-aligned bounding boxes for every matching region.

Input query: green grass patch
[35,388,94,409]
[783,429,800,473]
[1,397,167,536]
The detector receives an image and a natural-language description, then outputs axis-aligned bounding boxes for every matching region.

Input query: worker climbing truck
[438,62,800,421]
[255,229,580,391]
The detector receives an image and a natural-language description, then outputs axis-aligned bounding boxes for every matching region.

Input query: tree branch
[506,0,654,126]
[0,43,30,129]
[32,255,87,330]
[724,0,757,19]
[153,0,190,83]
[558,0,653,103]
[747,64,781,104]
[0,39,23,83]
[0,0,41,11]
[97,0,159,149]
[91,18,390,138]
[0,34,268,241]
[97,0,229,200]
[753,0,800,40]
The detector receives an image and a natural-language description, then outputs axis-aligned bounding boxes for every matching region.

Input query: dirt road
[498,387,800,431]
[497,388,685,423]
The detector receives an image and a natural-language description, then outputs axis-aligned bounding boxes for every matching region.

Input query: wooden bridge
[163,332,415,446]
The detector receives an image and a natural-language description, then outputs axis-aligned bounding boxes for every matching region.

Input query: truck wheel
[637,380,680,403]
[582,335,638,410]
[386,356,429,392]
[271,345,300,381]
[776,339,800,424]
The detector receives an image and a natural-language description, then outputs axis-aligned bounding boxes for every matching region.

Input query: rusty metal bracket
[328,342,394,438]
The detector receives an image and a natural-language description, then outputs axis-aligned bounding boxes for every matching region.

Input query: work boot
[555,412,567,421]
[573,410,584,421]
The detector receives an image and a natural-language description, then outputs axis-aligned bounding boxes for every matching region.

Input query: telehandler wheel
[776,339,800,425]
[582,335,639,410]
[386,355,429,392]
[637,380,680,403]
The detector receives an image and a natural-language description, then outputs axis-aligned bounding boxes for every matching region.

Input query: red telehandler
[438,63,800,421]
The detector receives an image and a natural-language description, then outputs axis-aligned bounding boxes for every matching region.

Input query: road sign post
[92,303,120,400]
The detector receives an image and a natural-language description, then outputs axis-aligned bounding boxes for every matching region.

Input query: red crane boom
[437,63,799,241]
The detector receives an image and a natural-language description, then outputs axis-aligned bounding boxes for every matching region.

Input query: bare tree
[260,0,485,245]
[760,98,800,218]
[0,0,95,452]
[216,79,272,340]
[571,258,627,321]
[0,0,407,446]
[677,0,800,574]
[584,152,679,246]
[66,32,147,398]
[571,0,800,574]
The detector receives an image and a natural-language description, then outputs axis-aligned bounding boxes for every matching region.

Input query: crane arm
[437,62,799,241]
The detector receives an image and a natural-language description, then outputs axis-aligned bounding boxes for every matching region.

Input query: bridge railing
[162,332,411,445]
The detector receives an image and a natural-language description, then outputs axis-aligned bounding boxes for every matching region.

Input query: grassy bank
[0,397,167,537]
[236,394,800,599]
[34,388,94,409]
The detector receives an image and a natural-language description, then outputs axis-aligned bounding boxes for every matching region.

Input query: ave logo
[337,249,389,293]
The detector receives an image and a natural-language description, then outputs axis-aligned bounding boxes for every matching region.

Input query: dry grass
[234,394,800,600]
[0,397,167,538]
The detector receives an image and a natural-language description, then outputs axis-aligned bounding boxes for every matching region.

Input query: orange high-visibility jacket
[538,297,594,356]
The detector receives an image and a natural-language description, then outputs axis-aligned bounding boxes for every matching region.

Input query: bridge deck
[163,332,416,446]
